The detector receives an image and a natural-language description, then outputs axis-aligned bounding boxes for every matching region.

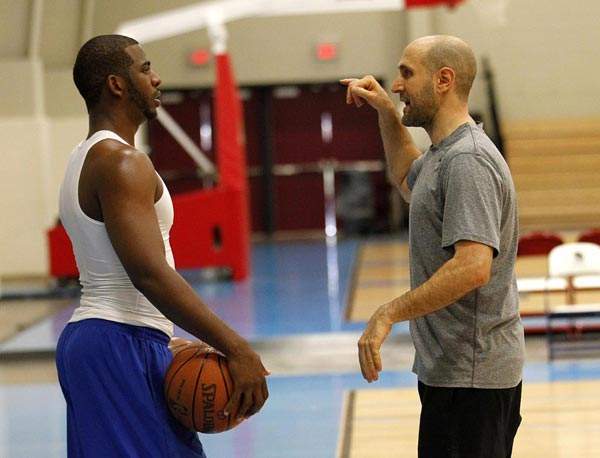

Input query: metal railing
[160,159,387,240]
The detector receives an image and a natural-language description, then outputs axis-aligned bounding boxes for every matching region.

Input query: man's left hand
[358,307,393,382]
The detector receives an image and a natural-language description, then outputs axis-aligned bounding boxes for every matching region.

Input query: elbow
[129,273,156,296]
[130,274,153,294]
[387,171,402,190]
[471,263,491,289]
[399,187,411,204]
[127,263,170,295]
[387,166,406,189]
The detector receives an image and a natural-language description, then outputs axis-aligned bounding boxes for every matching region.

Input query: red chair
[578,228,600,246]
[517,231,564,256]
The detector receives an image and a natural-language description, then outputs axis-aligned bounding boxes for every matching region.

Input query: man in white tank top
[56,35,269,457]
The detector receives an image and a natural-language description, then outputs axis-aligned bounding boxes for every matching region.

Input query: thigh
[453,383,522,458]
[56,324,87,457]
[56,320,205,458]
[145,335,207,458]
[417,382,458,458]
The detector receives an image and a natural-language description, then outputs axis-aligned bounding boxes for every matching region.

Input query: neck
[426,101,473,145]
[87,110,140,146]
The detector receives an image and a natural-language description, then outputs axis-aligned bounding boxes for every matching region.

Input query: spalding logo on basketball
[164,345,243,433]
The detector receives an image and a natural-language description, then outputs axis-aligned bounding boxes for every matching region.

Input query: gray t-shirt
[406,123,524,389]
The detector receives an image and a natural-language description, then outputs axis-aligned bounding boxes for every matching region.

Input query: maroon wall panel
[240,89,266,232]
[274,175,325,231]
[148,82,391,234]
[148,90,214,194]
[270,83,387,231]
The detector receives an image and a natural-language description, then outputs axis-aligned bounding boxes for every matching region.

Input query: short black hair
[73,34,139,111]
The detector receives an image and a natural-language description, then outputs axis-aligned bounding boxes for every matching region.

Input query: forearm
[377,105,421,187]
[134,267,250,357]
[377,256,485,324]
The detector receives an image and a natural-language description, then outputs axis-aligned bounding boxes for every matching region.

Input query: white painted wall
[0,119,48,276]
[0,117,87,277]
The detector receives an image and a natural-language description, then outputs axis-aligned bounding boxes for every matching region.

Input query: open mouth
[401,98,411,113]
[153,92,162,107]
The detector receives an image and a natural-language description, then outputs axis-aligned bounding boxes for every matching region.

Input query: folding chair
[546,243,600,359]
[548,242,600,303]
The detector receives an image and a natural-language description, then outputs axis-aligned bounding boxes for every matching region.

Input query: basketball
[164,344,243,433]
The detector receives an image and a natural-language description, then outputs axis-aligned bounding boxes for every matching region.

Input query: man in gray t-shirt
[407,123,524,389]
[342,35,524,457]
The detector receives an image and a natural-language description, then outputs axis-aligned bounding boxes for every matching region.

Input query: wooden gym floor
[340,379,600,458]
[3,238,600,457]
[346,237,600,323]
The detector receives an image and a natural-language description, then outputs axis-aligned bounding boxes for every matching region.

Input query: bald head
[408,35,477,100]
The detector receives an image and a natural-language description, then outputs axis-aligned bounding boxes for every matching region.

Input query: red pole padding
[169,188,249,281]
[214,53,248,192]
[214,52,251,279]
[47,224,78,278]
[48,186,250,281]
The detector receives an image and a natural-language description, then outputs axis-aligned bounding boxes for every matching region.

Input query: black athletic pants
[417,380,522,458]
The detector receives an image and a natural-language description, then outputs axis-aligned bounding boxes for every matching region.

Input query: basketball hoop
[472,0,510,28]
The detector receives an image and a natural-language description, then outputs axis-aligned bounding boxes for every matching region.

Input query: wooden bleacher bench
[504,118,600,229]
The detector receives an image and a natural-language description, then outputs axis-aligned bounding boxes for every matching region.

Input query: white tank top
[59,130,174,337]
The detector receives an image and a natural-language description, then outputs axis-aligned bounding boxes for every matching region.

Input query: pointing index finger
[339,78,357,86]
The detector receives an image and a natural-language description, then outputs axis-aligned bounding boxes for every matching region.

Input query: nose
[391,76,404,94]
[152,70,162,88]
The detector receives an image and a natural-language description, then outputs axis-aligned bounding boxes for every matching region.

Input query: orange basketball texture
[164,345,243,433]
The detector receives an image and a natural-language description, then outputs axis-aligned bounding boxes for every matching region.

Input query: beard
[126,75,157,121]
[401,82,437,129]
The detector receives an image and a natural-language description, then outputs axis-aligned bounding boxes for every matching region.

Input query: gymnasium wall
[435,0,600,120]
[0,118,47,276]
[1,0,599,276]
[0,1,30,59]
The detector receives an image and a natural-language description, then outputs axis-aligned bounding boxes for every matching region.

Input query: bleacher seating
[504,118,600,229]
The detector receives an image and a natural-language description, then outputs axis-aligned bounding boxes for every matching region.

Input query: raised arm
[95,143,268,420]
[340,75,421,201]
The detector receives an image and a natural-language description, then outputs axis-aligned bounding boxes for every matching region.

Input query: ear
[436,67,455,94]
[106,74,126,98]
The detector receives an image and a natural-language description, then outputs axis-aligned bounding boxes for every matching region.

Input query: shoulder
[89,140,156,193]
[91,139,154,179]
[442,128,504,173]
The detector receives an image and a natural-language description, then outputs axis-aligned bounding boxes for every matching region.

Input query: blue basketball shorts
[56,318,207,457]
